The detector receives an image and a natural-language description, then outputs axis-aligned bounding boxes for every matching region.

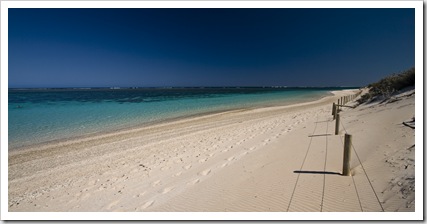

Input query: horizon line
[8,86,362,90]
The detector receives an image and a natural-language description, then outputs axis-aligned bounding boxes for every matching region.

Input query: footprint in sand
[133,192,146,198]
[106,199,120,210]
[79,192,91,200]
[130,168,139,173]
[152,180,161,187]
[187,179,200,185]
[160,166,170,171]
[236,140,244,145]
[140,200,154,210]
[173,158,182,164]
[183,164,192,170]
[87,179,98,186]
[199,169,211,176]
[160,187,174,194]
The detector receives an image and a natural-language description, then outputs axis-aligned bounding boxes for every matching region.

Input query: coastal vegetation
[358,67,415,104]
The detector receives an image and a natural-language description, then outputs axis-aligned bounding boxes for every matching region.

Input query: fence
[331,90,362,175]
[330,89,385,211]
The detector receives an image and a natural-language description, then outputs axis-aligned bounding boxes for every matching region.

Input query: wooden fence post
[335,113,340,135]
[332,103,336,116]
[342,134,352,176]
[335,104,338,120]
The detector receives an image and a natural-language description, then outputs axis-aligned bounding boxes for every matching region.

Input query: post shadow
[293,170,341,175]
[308,134,332,137]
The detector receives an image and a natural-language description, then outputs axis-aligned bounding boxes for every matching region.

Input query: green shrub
[357,92,372,104]
[358,67,414,104]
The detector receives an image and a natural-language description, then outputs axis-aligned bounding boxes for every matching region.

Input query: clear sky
[8,8,415,88]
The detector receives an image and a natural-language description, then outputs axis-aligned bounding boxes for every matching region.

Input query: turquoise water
[8,87,347,149]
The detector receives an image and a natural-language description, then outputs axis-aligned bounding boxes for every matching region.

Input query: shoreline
[9,88,414,213]
[9,89,340,153]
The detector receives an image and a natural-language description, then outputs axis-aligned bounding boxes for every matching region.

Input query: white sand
[8,89,415,213]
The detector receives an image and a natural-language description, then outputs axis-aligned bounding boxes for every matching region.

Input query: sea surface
[8,87,352,149]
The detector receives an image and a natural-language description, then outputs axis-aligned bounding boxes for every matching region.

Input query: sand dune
[8,89,415,215]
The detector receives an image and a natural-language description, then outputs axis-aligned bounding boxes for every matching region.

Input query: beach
[8,89,415,213]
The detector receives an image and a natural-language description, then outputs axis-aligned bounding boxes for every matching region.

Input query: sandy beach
[8,89,415,213]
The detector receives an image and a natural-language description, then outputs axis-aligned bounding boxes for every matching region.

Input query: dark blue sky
[8,8,415,88]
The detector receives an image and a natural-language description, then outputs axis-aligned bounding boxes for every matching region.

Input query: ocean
[8,87,352,149]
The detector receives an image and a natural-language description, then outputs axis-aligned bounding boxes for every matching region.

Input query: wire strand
[338,135,364,212]
[339,113,385,212]
[286,114,319,212]
[320,120,329,212]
